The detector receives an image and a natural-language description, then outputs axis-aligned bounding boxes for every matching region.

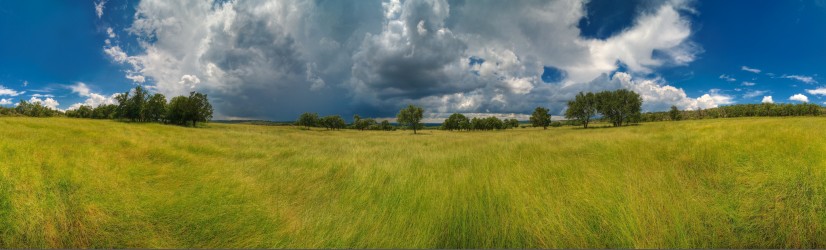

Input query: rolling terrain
[0,117,824,248]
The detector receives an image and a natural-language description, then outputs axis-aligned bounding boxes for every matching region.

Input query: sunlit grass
[0,117,824,248]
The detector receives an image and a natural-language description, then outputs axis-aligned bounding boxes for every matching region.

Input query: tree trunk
[192,120,196,127]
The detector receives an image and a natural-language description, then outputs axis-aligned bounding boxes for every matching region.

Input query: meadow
[0,117,824,248]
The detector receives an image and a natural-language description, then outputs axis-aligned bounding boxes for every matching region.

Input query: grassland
[0,117,825,248]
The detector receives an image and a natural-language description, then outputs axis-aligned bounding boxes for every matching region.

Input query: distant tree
[565,92,597,128]
[297,112,319,129]
[114,92,129,120]
[146,93,167,122]
[352,114,377,131]
[92,104,117,119]
[529,106,551,130]
[127,86,149,122]
[596,89,642,127]
[186,92,213,127]
[165,92,213,127]
[379,120,395,131]
[507,118,520,129]
[320,115,346,130]
[166,96,189,126]
[669,105,682,121]
[442,113,468,131]
[67,105,93,118]
[397,105,424,134]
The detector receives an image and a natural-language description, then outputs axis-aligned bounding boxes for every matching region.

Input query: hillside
[0,117,824,248]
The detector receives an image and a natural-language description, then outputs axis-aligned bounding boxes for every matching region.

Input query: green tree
[397,105,424,134]
[146,93,167,122]
[529,106,551,130]
[669,105,682,121]
[442,113,468,131]
[596,89,642,127]
[565,92,597,128]
[297,112,319,129]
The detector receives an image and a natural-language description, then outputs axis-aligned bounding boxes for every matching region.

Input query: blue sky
[1,0,825,121]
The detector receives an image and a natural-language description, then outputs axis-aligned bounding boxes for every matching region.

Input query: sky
[1,0,826,121]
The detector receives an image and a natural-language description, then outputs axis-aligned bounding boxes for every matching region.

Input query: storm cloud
[106,0,709,120]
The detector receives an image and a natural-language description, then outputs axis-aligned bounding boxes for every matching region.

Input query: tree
[352,114,376,131]
[379,120,394,131]
[596,89,642,127]
[127,86,149,122]
[166,92,213,127]
[186,92,213,127]
[146,93,167,122]
[397,104,424,134]
[442,113,468,131]
[565,92,597,128]
[297,112,319,129]
[320,115,346,130]
[669,105,682,121]
[529,106,551,129]
[506,118,520,129]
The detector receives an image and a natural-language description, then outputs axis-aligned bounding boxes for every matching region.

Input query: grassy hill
[0,117,824,248]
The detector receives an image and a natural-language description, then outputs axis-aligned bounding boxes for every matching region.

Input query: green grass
[1,117,825,248]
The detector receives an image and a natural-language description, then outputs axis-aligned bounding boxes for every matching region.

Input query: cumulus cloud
[106,0,702,119]
[719,74,736,82]
[783,75,817,84]
[741,66,761,73]
[761,96,773,103]
[106,27,116,38]
[741,81,755,86]
[789,93,809,102]
[0,99,11,105]
[28,97,60,110]
[22,81,28,87]
[94,0,106,19]
[806,87,826,95]
[67,82,119,110]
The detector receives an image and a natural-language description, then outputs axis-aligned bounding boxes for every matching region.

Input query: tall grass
[0,117,824,248]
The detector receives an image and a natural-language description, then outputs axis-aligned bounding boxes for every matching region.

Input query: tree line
[441,113,520,131]
[0,100,61,117]
[641,102,824,122]
[66,86,214,127]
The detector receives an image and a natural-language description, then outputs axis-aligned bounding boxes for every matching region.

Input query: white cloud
[126,74,146,83]
[719,74,736,82]
[67,82,119,110]
[783,75,817,84]
[0,85,23,96]
[103,45,129,63]
[106,27,116,38]
[28,97,60,110]
[31,94,55,98]
[0,99,11,105]
[741,81,755,86]
[741,66,761,73]
[762,96,773,103]
[178,75,200,90]
[789,93,809,102]
[22,81,28,87]
[94,0,106,19]
[743,90,767,98]
[806,87,826,95]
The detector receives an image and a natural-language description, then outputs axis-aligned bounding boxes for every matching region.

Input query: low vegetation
[1,117,825,248]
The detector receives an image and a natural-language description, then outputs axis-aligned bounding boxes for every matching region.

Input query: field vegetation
[1,117,825,248]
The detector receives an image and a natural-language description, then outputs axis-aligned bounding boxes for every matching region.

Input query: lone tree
[529,106,551,129]
[565,92,597,128]
[669,105,682,121]
[596,89,642,127]
[397,104,424,134]
[146,93,167,123]
[297,112,319,129]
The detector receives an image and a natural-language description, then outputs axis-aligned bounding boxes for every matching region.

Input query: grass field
[0,117,825,248]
